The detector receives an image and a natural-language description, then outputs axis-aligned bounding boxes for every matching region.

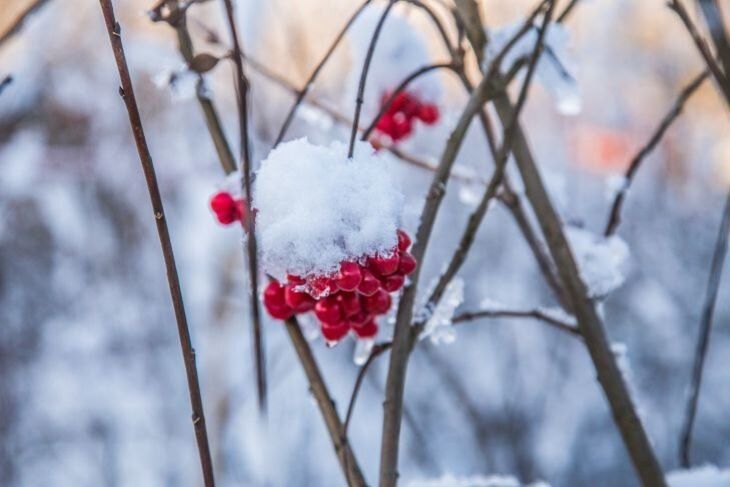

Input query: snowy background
[1,0,729,486]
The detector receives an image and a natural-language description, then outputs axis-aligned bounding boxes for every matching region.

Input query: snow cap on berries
[253,138,404,280]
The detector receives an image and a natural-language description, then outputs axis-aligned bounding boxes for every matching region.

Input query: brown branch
[343,342,393,436]
[221,0,267,414]
[679,190,730,467]
[97,2,215,485]
[348,0,398,158]
[604,69,709,237]
[361,62,455,141]
[556,0,582,23]
[0,75,12,96]
[274,0,373,147]
[0,0,51,49]
[697,0,730,79]
[452,308,580,336]
[283,318,366,487]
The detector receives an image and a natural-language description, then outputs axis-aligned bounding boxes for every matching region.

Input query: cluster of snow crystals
[347,4,441,114]
[565,225,630,298]
[407,474,549,487]
[420,278,464,344]
[604,173,628,201]
[253,138,404,280]
[485,21,581,115]
[152,65,199,101]
[668,466,730,487]
[353,337,375,365]
[538,306,578,326]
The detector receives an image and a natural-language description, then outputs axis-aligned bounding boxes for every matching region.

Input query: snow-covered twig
[97,2,215,485]
[604,70,709,237]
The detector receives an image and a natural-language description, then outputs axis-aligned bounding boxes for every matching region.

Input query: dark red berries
[210,191,247,226]
[262,229,417,345]
[373,90,440,145]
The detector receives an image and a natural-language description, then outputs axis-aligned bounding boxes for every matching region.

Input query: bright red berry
[338,292,362,318]
[321,320,350,342]
[287,274,306,286]
[368,253,400,276]
[348,310,372,326]
[417,104,439,125]
[284,285,316,312]
[314,297,342,324]
[393,115,412,140]
[382,273,405,293]
[398,251,417,275]
[335,261,362,291]
[263,281,295,319]
[352,319,378,339]
[397,229,411,251]
[362,288,391,315]
[308,275,338,299]
[358,269,381,296]
[210,191,245,225]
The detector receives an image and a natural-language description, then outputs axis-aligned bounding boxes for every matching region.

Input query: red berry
[210,191,242,225]
[357,269,381,296]
[352,319,378,339]
[398,251,417,275]
[321,320,350,342]
[393,115,412,140]
[338,292,362,318]
[263,281,295,319]
[382,273,405,293]
[376,114,397,138]
[308,275,338,298]
[284,285,316,312]
[362,288,392,315]
[314,297,342,324]
[417,104,439,125]
[397,229,411,251]
[349,310,372,326]
[335,261,362,291]
[368,253,400,276]
[287,274,306,286]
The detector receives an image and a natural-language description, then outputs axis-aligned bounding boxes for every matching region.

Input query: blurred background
[0,0,729,485]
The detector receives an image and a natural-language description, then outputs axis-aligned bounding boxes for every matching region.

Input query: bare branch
[96,2,215,485]
[679,191,730,467]
[696,0,730,78]
[452,308,580,336]
[0,75,12,96]
[343,342,393,436]
[604,70,709,237]
[0,0,50,49]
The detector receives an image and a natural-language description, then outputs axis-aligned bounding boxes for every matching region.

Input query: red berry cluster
[263,230,417,343]
[210,191,247,226]
[374,90,439,143]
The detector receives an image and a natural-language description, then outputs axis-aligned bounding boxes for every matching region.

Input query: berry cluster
[210,191,247,226]
[263,230,416,343]
[374,90,439,144]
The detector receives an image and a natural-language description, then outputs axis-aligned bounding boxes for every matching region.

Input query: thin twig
[697,0,730,79]
[556,0,581,23]
[679,188,730,468]
[274,0,373,147]
[343,342,393,435]
[0,75,12,96]
[97,2,215,485]
[0,0,50,49]
[361,62,454,141]
[604,70,709,237]
[348,0,398,158]
[220,0,267,413]
[452,308,580,336]
[283,318,366,487]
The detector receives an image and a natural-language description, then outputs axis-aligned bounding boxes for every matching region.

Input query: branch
[273,0,373,147]
[679,190,730,467]
[96,2,215,485]
[697,0,730,79]
[0,0,51,49]
[283,318,367,487]
[348,0,397,158]
[603,69,709,236]
[452,307,580,336]
[343,342,393,436]
[0,75,12,96]
[221,0,267,414]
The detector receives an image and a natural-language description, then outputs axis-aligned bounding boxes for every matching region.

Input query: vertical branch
[283,318,367,487]
[97,2,215,486]
[274,0,373,147]
[221,0,267,413]
[348,0,398,158]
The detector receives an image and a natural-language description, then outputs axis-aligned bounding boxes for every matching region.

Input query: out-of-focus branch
[220,0,267,414]
[452,307,580,336]
[283,318,366,487]
[679,191,730,467]
[0,75,12,96]
[97,2,215,485]
[0,0,50,49]
[697,0,730,78]
[274,0,373,147]
[604,69,709,237]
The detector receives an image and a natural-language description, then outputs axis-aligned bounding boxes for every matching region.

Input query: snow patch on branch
[419,278,464,344]
[668,465,730,487]
[565,225,630,298]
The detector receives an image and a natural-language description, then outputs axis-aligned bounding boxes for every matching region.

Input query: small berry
[321,321,350,342]
[398,251,417,275]
[263,281,295,319]
[287,274,306,286]
[368,253,400,276]
[314,297,342,324]
[210,191,246,225]
[284,285,316,312]
[308,275,338,299]
[417,104,440,125]
[352,319,378,339]
[397,229,411,251]
[335,261,362,291]
[357,269,381,296]
[362,288,391,315]
[349,310,372,326]
[382,273,405,293]
[338,292,362,318]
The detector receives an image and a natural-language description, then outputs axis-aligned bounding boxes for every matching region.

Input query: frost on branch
[419,277,464,344]
[565,225,630,298]
[485,21,581,115]
[667,465,730,487]
[254,138,404,280]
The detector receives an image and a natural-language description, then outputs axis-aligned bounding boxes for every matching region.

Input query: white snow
[485,21,581,115]
[565,225,630,298]
[407,474,549,487]
[668,465,730,487]
[420,277,464,344]
[253,137,404,280]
